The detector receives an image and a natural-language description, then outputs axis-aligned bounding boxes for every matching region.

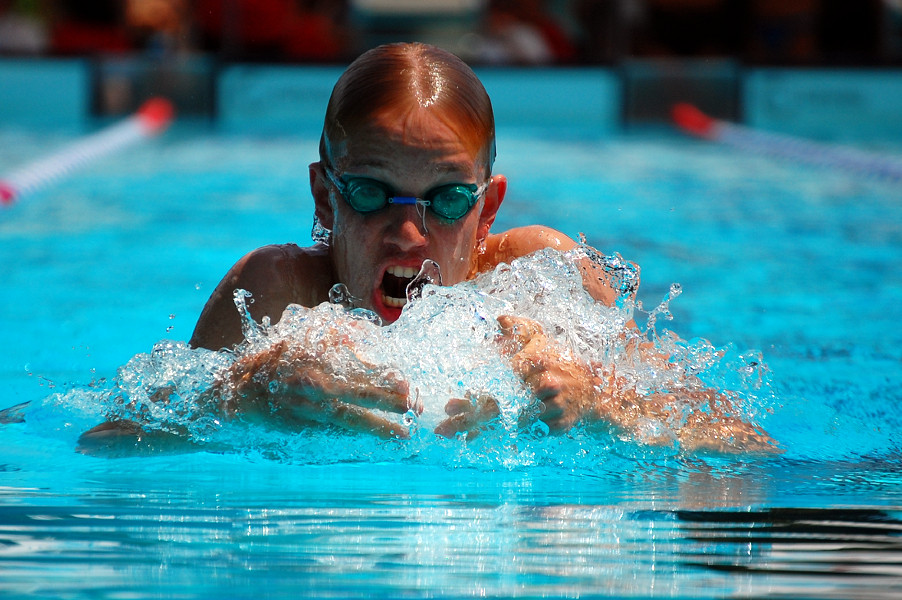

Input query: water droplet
[406,259,443,302]
[328,283,359,308]
[531,420,550,437]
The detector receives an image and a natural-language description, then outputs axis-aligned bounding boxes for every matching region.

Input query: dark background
[2,0,899,66]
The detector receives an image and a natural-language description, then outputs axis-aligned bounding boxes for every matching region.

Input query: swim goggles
[323,167,487,225]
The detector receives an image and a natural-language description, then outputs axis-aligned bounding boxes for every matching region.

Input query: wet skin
[312,105,504,323]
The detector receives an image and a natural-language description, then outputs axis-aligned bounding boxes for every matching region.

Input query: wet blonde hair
[319,42,496,176]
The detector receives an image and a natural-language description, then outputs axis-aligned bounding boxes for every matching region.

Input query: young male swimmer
[190,41,615,348]
[81,43,775,453]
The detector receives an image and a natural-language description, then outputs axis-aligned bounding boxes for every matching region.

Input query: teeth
[387,265,418,279]
[382,265,418,309]
[382,294,407,308]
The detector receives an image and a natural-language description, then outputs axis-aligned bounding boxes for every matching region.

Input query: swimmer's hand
[639,391,780,454]
[495,315,780,454]
[218,339,418,439]
[434,395,500,439]
[432,315,612,439]
[76,338,416,456]
[433,315,610,439]
[497,315,604,434]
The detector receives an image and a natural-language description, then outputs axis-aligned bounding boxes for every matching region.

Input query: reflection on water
[0,462,900,599]
[676,508,902,599]
[0,422,900,599]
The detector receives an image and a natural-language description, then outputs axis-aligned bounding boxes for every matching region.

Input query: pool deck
[2,56,902,141]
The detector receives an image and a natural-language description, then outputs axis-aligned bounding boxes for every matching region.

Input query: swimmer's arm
[482,226,635,308]
[477,316,778,453]
[78,338,416,455]
[212,339,416,438]
[190,244,330,351]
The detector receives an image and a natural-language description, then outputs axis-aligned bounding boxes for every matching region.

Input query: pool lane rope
[672,103,902,183]
[0,98,175,207]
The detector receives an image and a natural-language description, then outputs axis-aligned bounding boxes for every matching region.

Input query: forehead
[329,107,486,177]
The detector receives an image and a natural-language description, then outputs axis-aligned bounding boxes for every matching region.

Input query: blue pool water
[1,123,901,598]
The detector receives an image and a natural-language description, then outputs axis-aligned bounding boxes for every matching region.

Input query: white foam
[47,247,774,462]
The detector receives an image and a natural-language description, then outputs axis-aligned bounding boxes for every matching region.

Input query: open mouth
[380,266,418,308]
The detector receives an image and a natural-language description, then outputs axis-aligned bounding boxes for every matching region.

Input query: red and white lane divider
[672,102,902,182]
[0,98,175,207]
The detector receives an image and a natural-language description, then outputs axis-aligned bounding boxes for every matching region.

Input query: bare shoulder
[479,226,637,307]
[481,225,578,269]
[189,243,334,350]
[232,243,327,287]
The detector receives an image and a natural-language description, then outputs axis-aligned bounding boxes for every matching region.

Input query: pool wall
[2,57,902,141]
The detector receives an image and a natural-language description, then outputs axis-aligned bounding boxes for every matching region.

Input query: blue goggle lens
[341,177,481,221]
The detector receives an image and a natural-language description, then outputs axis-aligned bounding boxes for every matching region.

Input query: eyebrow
[347,158,475,176]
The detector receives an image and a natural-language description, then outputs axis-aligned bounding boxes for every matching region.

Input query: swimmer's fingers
[301,349,414,414]
[434,395,500,439]
[443,397,472,417]
[324,373,414,415]
[678,413,781,455]
[496,315,546,355]
[327,401,409,440]
[279,397,409,440]
[516,348,602,434]
[229,341,291,384]
[524,371,584,434]
[433,412,476,439]
[279,366,415,415]
[76,420,202,457]
[229,340,415,414]
[498,317,600,431]
[529,372,566,422]
[471,396,501,423]
[504,325,555,386]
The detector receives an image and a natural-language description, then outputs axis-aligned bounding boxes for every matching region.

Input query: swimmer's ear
[310,161,335,230]
[477,174,506,240]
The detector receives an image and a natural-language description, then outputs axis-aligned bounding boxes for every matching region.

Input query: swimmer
[190,42,619,347]
[79,42,776,455]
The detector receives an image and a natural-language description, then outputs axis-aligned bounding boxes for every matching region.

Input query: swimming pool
[1,121,901,598]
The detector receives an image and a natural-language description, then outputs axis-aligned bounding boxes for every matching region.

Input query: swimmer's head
[310,43,506,323]
[319,42,496,177]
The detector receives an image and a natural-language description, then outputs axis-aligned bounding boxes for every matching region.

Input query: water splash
[406,259,443,302]
[643,283,682,342]
[576,233,639,299]
[32,248,778,467]
[234,288,268,344]
[328,283,357,309]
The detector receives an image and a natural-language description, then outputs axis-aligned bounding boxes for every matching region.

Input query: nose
[385,204,428,251]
